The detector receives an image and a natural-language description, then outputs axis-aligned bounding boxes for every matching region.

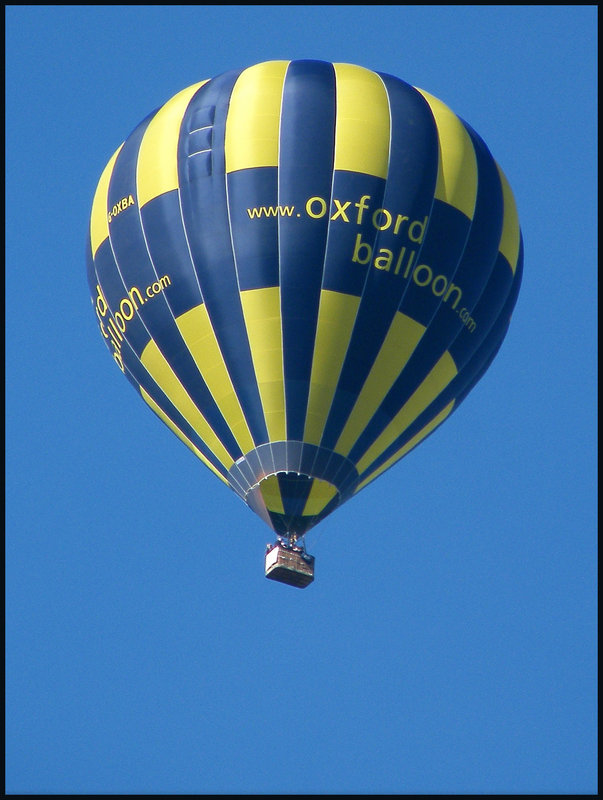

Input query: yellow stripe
[416,89,477,220]
[240,287,286,442]
[334,312,426,456]
[304,290,361,445]
[356,351,458,474]
[175,304,255,453]
[140,339,234,470]
[137,81,207,207]
[225,61,289,173]
[90,145,122,257]
[259,475,285,515]
[140,387,229,485]
[333,63,390,178]
[496,163,521,274]
[302,479,338,517]
[355,401,455,492]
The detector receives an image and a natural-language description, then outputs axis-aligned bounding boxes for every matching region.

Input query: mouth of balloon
[227,442,359,536]
[249,472,339,537]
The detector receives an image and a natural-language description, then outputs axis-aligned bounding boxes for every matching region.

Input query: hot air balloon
[86,60,523,587]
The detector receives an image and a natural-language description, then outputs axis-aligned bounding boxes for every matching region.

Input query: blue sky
[5,5,597,794]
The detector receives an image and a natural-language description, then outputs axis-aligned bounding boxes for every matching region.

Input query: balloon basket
[264,541,315,588]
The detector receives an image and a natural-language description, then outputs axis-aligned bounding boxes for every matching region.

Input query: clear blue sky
[6,5,597,795]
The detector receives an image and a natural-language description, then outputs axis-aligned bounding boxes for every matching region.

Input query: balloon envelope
[87,59,523,538]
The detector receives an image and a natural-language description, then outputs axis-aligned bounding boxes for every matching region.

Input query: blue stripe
[177,73,269,446]
[277,473,314,527]
[266,510,288,537]
[262,483,342,538]
[279,60,337,440]
[320,79,439,450]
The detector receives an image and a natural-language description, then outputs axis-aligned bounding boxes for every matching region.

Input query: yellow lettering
[354,195,371,224]
[113,349,125,372]
[413,264,433,287]
[431,275,448,297]
[372,208,392,231]
[108,325,121,349]
[408,215,428,243]
[108,194,137,224]
[114,311,126,332]
[128,286,144,310]
[393,214,409,235]
[306,196,327,219]
[352,233,372,265]
[331,199,351,222]
[374,249,393,271]
[95,284,108,317]
[120,297,135,320]
[108,318,123,341]
[444,283,462,308]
